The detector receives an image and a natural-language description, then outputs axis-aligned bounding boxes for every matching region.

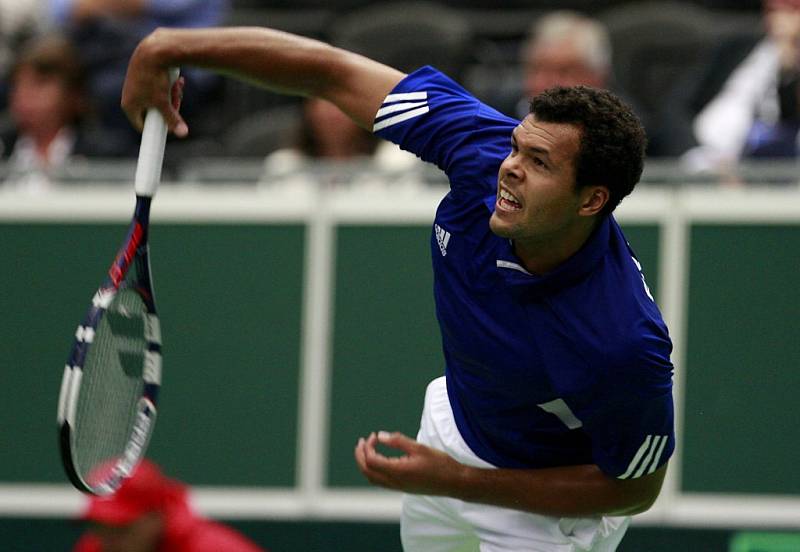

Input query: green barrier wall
[682,224,800,495]
[328,225,444,486]
[4,217,799,503]
[0,223,304,486]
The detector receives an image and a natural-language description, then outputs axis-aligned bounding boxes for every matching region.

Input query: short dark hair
[529,86,646,215]
[12,34,85,93]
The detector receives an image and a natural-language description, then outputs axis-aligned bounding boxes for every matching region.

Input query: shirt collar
[495,215,612,295]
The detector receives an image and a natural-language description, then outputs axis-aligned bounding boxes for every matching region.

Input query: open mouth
[498,188,522,211]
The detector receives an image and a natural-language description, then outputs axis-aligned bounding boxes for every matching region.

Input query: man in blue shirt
[121,25,674,551]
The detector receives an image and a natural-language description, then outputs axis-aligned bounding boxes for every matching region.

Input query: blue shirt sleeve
[577,350,675,480]
[373,66,518,199]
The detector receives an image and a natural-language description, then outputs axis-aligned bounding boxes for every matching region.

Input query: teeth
[499,189,520,205]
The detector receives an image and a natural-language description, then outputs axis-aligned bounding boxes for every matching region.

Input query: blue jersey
[374,67,675,480]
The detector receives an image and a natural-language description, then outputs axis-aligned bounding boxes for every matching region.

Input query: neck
[513,217,600,275]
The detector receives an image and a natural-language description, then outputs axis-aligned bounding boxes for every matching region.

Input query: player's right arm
[121,27,405,136]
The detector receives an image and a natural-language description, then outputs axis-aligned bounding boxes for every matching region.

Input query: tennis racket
[57,69,178,495]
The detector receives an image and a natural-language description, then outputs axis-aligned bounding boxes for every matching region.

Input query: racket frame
[57,197,163,495]
[57,69,176,495]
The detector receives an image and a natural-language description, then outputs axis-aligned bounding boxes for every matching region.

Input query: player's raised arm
[121,26,405,136]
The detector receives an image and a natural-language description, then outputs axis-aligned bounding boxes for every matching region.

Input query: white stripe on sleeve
[373,106,430,132]
[375,100,428,119]
[384,91,428,102]
[633,435,664,478]
[618,435,653,479]
[646,435,669,475]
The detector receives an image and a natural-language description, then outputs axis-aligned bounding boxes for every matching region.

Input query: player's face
[490,116,586,244]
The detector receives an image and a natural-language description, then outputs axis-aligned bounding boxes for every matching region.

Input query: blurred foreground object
[73,459,265,552]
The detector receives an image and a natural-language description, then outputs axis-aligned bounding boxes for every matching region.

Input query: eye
[532,156,546,167]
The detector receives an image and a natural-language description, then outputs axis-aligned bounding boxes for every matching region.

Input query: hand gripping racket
[57,69,178,495]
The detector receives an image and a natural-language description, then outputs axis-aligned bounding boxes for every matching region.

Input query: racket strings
[73,287,148,483]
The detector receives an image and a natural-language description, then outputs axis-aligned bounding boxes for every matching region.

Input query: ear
[578,186,609,217]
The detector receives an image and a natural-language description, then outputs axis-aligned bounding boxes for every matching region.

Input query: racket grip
[134,67,180,198]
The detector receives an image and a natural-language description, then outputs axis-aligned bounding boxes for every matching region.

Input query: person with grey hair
[517,11,612,118]
[517,11,652,154]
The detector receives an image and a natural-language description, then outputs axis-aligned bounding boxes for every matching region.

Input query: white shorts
[400,377,630,552]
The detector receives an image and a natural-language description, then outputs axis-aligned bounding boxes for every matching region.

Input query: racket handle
[134,67,179,198]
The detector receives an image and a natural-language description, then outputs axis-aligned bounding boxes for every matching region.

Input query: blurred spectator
[72,459,265,552]
[516,11,651,148]
[262,97,421,189]
[682,0,800,174]
[518,11,610,113]
[48,0,229,155]
[0,1,47,106]
[1,33,123,191]
[296,97,380,161]
[0,0,47,125]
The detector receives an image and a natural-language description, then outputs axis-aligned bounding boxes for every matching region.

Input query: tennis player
[121,26,674,552]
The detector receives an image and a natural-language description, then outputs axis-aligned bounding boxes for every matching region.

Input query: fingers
[121,86,146,133]
[354,430,417,485]
[167,107,189,138]
[377,431,418,454]
[170,76,185,111]
[128,110,146,134]
[136,98,188,138]
[354,435,368,472]
[169,76,189,138]
[355,432,389,467]
[121,62,188,137]
[355,432,395,489]
[354,431,457,496]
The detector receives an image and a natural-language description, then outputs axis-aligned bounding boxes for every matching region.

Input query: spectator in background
[517,11,651,147]
[295,97,381,161]
[682,0,800,175]
[73,459,265,552]
[49,0,229,155]
[262,97,421,189]
[0,0,47,108]
[518,11,610,117]
[1,33,121,191]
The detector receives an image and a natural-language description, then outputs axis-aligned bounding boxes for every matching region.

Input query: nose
[499,151,523,183]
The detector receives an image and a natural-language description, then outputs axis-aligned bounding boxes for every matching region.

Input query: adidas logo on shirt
[435,224,451,256]
[373,91,430,132]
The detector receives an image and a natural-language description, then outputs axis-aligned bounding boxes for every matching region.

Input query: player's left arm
[355,431,666,517]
